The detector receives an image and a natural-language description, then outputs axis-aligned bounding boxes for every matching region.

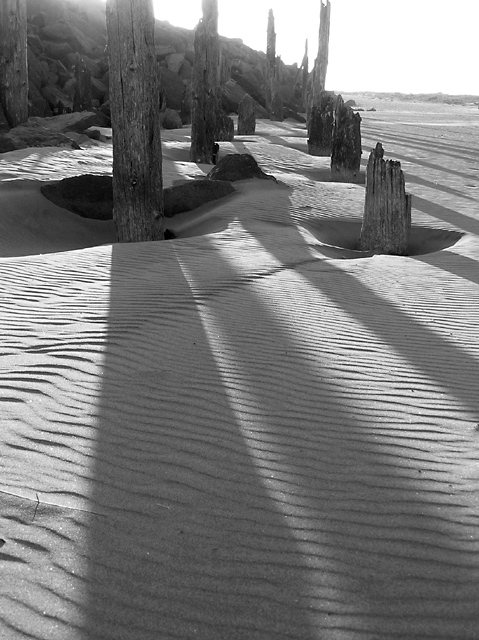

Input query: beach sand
[1,98,479,639]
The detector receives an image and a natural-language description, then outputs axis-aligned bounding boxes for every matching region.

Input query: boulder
[159,108,182,130]
[178,58,192,82]
[230,60,266,107]
[28,83,48,117]
[163,179,235,217]
[48,59,70,88]
[27,46,49,90]
[40,174,236,220]
[166,53,185,74]
[63,131,93,147]
[158,67,186,111]
[40,84,73,111]
[0,121,80,153]
[41,174,113,219]
[220,79,268,118]
[27,33,44,56]
[207,154,277,182]
[42,39,73,61]
[155,44,176,58]
[28,111,97,133]
[154,23,189,54]
[90,77,107,102]
[41,19,98,56]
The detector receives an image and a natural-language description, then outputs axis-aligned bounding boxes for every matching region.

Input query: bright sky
[153,0,479,96]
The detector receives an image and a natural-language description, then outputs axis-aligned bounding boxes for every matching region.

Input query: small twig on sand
[32,492,40,522]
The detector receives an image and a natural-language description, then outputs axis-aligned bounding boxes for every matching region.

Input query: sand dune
[1,99,479,639]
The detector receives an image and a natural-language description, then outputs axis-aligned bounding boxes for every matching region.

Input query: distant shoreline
[339,91,479,106]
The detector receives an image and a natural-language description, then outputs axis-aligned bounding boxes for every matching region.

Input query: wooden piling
[307,91,335,156]
[73,53,92,112]
[359,142,412,255]
[237,94,256,135]
[330,94,362,182]
[190,0,219,163]
[266,9,283,122]
[0,0,28,128]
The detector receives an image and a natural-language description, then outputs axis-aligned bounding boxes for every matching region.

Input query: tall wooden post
[266,9,283,122]
[190,0,219,163]
[313,0,331,103]
[73,53,92,112]
[106,0,164,243]
[0,0,28,128]
[307,0,331,153]
[360,143,412,255]
[330,94,362,182]
[301,39,309,113]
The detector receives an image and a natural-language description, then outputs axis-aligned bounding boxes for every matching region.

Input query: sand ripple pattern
[1,105,479,639]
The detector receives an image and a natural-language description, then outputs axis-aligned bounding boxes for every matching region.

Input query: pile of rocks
[23,0,303,127]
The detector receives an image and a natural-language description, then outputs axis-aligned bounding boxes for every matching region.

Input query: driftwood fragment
[330,95,362,182]
[359,142,412,255]
[237,94,256,135]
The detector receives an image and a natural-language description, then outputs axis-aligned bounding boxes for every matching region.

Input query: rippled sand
[1,100,479,639]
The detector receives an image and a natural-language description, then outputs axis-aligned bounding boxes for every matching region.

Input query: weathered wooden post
[215,41,234,141]
[359,143,412,255]
[73,53,92,112]
[190,0,219,163]
[237,94,256,135]
[301,39,309,113]
[106,0,164,242]
[215,110,234,141]
[330,94,362,182]
[307,0,331,155]
[266,9,283,122]
[308,91,335,155]
[0,0,28,128]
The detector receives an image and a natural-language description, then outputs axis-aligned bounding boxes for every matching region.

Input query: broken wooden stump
[215,110,234,142]
[307,91,334,156]
[237,94,256,135]
[359,142,412,255]
[330,94,362,182]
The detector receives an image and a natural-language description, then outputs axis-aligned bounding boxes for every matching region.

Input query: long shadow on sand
[86,177,479,638]
[413,195,479,237]
[361,124,479,161]
[359,138,478,181]
[84,240,317,640]
[235,183,479,636]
